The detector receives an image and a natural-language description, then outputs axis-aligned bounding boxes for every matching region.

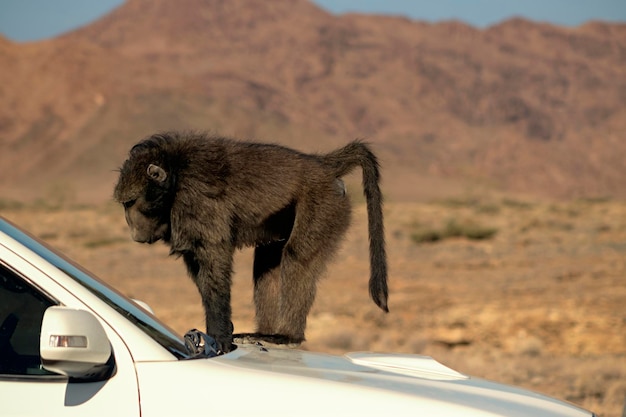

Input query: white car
[0,216,594,417]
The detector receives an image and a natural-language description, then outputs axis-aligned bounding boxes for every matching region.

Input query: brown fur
[114,132,388,353]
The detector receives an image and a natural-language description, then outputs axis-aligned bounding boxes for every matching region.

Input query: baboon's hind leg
[252,240,285,334]
[275,191,351,342]
[235,239,303,347]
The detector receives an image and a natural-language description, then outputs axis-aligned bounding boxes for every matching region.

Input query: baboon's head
[114,138,176,244]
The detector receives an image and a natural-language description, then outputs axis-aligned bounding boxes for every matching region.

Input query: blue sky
[0,0,625,42]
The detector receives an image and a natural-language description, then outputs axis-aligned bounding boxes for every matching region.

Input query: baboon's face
[122,196,170,244]
[115,163,172,244]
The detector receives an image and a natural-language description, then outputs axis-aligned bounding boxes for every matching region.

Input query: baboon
[114,132,388,353]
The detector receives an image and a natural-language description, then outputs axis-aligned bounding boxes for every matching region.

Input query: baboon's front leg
[182,244,235,353]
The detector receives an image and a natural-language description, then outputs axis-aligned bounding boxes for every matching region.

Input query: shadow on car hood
[220,344,467,381]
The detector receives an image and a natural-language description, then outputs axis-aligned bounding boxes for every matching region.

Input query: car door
[0,256,140,417]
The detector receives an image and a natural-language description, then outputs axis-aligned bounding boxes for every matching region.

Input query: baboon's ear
[147,164,168,183]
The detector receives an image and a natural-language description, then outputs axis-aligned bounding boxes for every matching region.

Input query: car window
[0,264,58,377]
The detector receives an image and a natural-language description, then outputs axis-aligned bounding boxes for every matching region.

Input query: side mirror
[40,306,115,381]
[132,299,155,314]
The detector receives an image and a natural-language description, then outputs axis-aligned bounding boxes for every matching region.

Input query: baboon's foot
[233,332,303,348]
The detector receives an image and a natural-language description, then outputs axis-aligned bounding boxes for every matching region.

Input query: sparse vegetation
[411,218,498,244]
[501,198,534,210]
[83,236,129,249]
[0,198,25,211]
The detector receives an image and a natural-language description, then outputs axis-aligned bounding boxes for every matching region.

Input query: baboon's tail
[323,140,389,313]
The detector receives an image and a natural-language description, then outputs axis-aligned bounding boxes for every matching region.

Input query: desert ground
[2,195,625,416]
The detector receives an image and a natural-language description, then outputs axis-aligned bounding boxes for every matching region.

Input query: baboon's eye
[123,199,136,209]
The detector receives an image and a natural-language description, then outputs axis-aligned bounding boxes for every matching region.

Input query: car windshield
[0,218,192,359]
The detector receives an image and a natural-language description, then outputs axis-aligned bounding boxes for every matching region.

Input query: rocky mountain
[1,0,625,203]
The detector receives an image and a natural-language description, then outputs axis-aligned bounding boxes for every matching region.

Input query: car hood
[134,344,592,417]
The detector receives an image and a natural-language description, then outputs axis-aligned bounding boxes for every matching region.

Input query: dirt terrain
[2,196,624,416]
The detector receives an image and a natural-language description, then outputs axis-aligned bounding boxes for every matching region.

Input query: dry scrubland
[2,196,625,416]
